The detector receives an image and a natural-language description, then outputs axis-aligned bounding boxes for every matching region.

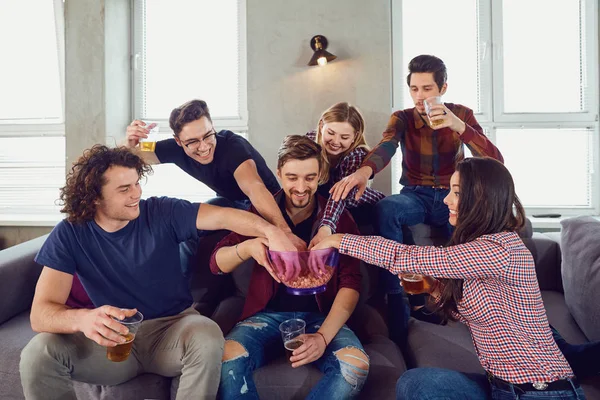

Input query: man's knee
[180,317,224,363]
[222,340,249,363]
[334,347,369,389]
[375,195,423,225]
[20,333,64,379]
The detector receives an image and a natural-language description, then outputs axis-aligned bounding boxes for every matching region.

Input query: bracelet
[316,331,328,347]
[235,243,245,262]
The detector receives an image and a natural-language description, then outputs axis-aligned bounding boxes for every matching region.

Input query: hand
[78,306,138,347]
[427,104,466,134]
[329,166,371,202]
[242,238,280,282]
[125,120,153,149]
[286,231,308,251]
[290,333,327,368]
[311,233,344,251]
[308,226,332,250]
[265,227,297,252]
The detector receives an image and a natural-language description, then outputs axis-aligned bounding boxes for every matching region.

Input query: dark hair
[406,54,447,91]
[169,99,213,136]
[277,135,324,182]
[434,157,526,323]
[59,145,152,224]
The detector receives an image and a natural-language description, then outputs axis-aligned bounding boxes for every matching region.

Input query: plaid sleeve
[339,233,512,280]
[459,108,504,163]
[361,111,406,175]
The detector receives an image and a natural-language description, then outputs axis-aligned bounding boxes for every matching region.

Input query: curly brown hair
[60,145,153,224]
[169,99,213,136]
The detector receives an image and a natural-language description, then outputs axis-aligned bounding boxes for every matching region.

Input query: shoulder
[142,196,198,216]
[154,138,183,162]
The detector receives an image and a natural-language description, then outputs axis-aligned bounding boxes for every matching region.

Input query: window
[0,0,65,225]
[392,0,599,215]
[132,0,247,202]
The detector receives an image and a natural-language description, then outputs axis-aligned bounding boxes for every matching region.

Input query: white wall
[247,0,393,194]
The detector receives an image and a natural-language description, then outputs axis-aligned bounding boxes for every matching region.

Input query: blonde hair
[316,102,369,183]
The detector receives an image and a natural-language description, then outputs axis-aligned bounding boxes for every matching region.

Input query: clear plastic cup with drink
[139,121,159,152]
[106,310,144,362]
[423,96,444,128]
[279,318,305,361]
[400,273,426,295]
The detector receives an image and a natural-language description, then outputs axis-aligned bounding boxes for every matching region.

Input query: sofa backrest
[0,234,47,324]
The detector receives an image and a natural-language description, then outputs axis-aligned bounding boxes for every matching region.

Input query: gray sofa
[1,222,599,399]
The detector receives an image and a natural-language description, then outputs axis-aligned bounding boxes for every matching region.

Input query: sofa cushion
[405,318,483,374]
[0,312,37,400]
[560,216,600,341]
[0,235,46,325]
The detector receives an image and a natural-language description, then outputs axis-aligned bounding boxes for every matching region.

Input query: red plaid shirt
[339,232,575,384]
[306,131,385,233]
[362,105,504,187]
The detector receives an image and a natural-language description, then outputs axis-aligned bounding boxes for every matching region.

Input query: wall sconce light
[308,35,337,67]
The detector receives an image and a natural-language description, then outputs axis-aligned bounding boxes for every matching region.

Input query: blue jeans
[375,186,452,343]
[375,185,453,295]
[179,196,251,276]
[219,311,369,400]
[396,368,586,400]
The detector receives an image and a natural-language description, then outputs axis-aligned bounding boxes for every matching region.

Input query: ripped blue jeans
[219,311,369,399]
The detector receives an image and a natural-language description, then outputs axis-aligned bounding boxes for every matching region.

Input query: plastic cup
[423,96,444,128]
[106,311,144,362]
[139,121,159,152]
[401,273,425,295]
[279,318,305,360]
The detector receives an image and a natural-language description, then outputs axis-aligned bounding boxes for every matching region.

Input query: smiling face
[174,116,217,165]
[409,72,447,115]
[95,166,142,225]
[443,171,460,226]
[277,158,320,210]
[321,121,356,157]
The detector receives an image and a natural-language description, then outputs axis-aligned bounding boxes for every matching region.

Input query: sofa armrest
[0,234,48,324]
[522,232,563,293]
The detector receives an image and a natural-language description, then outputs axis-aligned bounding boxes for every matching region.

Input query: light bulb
[317,57,327,66]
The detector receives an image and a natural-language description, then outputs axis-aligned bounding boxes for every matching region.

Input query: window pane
[0,1,62,122]
[401,0,480,112]
[141,0,240,120]
[496,128,592,207]
[0,136,65,214]
[502,0,585,113]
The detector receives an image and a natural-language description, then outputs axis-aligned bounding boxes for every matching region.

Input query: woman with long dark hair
[314,157,586,399]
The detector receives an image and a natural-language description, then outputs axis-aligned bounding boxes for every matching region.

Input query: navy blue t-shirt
[35,197,199,320]
[155,130,280,201]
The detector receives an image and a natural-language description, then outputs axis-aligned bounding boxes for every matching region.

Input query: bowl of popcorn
[268,248,340,295]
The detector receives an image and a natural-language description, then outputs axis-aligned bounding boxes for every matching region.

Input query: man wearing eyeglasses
[125,99,305,251]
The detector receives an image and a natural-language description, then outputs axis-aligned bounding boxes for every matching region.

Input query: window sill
[529,215,600,231]
[0,214,61,227]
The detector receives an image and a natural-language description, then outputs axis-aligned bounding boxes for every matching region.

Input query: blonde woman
[307,102,385,249]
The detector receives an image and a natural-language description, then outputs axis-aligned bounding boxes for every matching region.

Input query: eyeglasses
[183,130,217,150]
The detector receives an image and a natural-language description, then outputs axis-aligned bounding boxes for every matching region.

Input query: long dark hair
[434,157,526,322]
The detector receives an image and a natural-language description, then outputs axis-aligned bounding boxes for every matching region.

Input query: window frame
[0,0,66,226]
[391,0,600,217]
[131,0,249,136]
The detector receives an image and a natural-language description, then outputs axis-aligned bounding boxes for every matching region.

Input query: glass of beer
[401,273,426,295]
[106,310,144,362]
[279,318,306,361]
[139,121,159,152]
[423,96,444,128]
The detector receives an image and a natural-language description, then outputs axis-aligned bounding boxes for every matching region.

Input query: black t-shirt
[154,130,280,201]
[266,195,320,313]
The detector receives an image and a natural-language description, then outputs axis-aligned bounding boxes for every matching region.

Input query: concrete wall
[247,0,393,194]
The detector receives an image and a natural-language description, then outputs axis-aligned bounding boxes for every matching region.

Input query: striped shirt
[362,104,504,187]
[339,232,575,384]
[306,131,385,233]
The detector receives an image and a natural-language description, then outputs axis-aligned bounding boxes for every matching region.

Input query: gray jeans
[20,307,224,400]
